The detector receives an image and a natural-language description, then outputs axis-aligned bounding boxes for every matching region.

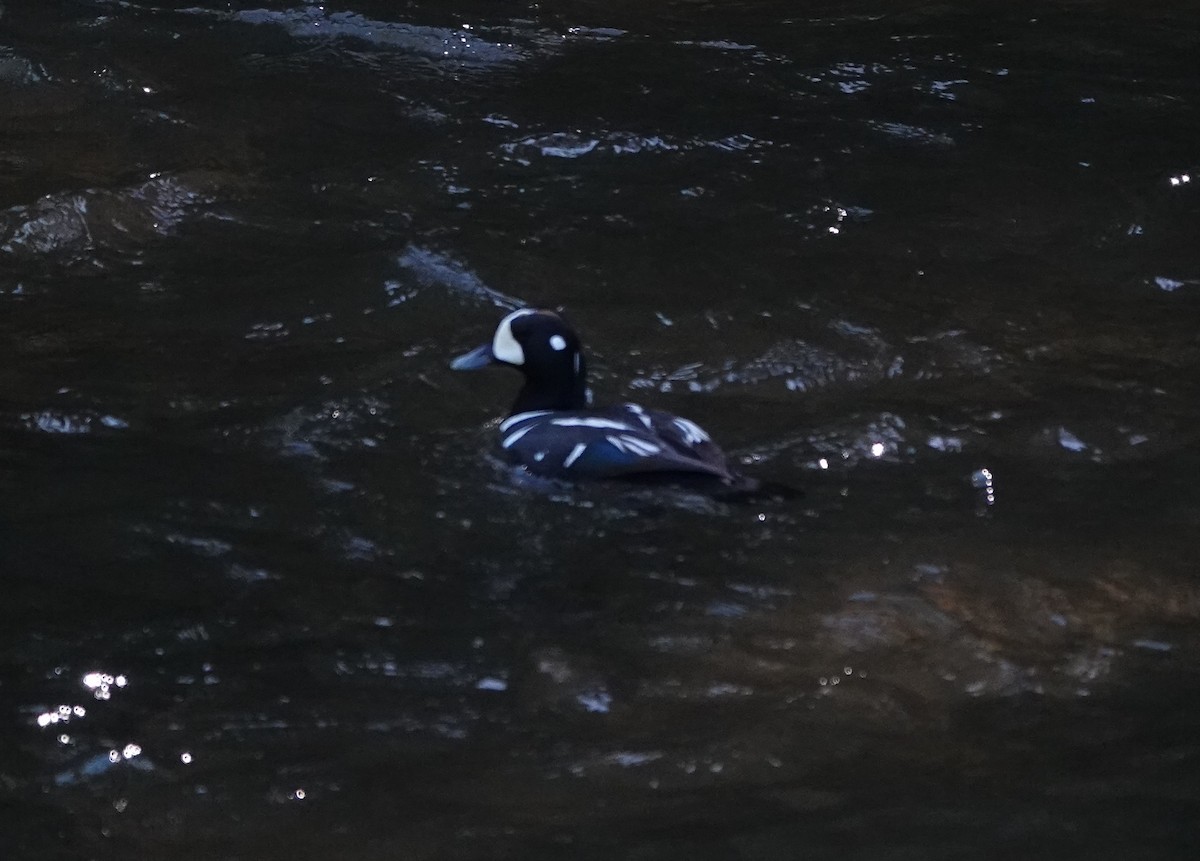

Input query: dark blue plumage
[451,309,764,490]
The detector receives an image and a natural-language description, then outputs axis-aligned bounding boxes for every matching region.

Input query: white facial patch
[492,309,536,366]
[549,334,567,351]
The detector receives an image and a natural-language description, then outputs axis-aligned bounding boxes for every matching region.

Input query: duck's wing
[498,410,733,481]
[614,403,735,476]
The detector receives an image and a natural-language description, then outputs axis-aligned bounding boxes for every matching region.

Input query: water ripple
[223,6,531,66]
[0,173,218,264]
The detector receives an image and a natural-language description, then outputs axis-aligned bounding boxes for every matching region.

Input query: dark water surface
[4,0,1200,858]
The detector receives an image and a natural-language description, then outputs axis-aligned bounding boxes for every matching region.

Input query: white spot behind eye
[549,334,567,351]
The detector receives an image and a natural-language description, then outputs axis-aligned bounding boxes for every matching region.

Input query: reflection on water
[3,0,1200,858]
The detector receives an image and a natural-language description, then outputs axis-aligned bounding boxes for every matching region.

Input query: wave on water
[0,173,218,264]
[396,245,523,309]
[222,6,530,66]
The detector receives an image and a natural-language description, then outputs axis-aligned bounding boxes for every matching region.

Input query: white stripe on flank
[563,442,587,468]
[607,435,661,457]
[501,426,535,449]
[672,417,710,445]
[550,417,634,431]
[499,410,551,433]
[624,436,662,456]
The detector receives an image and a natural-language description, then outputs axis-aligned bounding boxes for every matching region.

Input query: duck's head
[451,308,587,414]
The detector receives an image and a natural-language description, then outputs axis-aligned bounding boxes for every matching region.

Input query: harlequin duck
[452,309,775,493]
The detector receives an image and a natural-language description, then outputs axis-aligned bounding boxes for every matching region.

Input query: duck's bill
[450,344,494,370]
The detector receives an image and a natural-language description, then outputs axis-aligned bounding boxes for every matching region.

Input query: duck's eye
[549,335,567,351]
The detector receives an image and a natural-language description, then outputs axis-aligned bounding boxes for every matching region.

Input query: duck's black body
[491,403,739,482]
[451,309,762,490]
